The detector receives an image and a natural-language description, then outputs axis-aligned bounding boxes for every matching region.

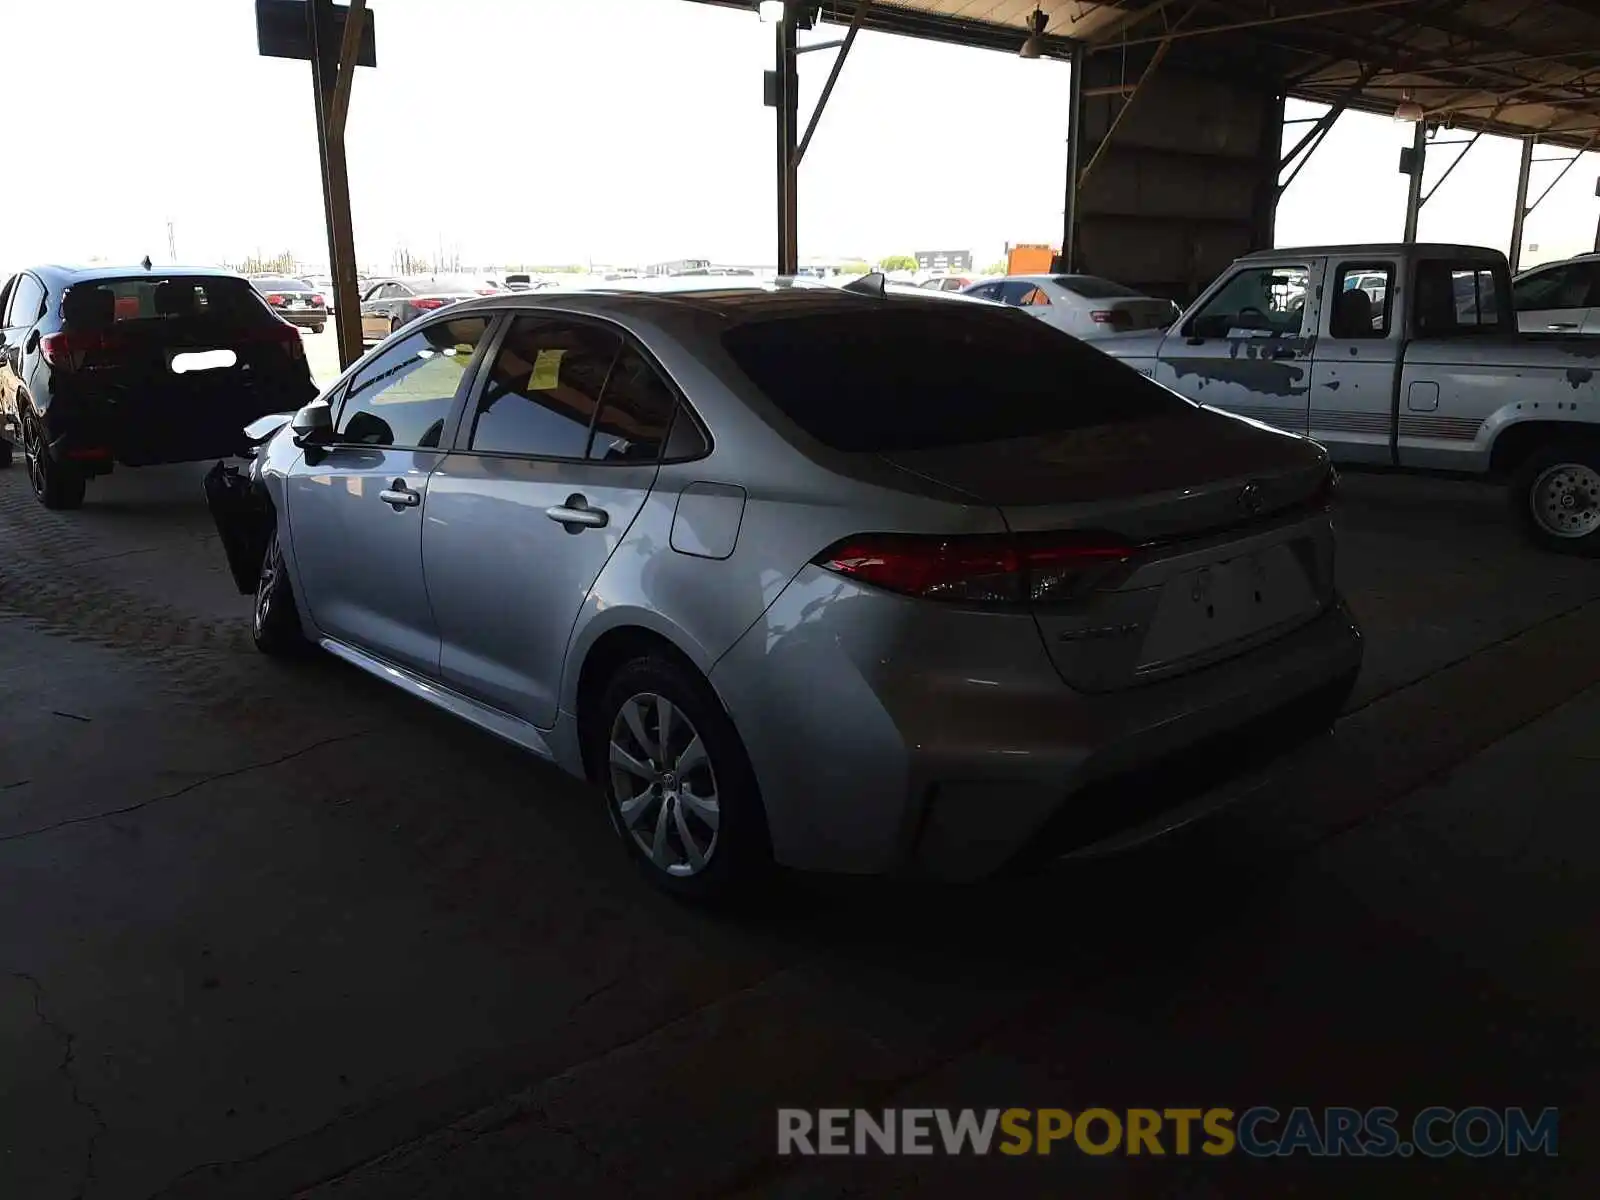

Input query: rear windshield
[68,277,275,327]
[411,279,478,295]
[252,277,312,292]
[721,305,1192,453]
[1052,275,1143,300]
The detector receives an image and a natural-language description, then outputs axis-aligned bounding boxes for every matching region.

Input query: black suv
[0,265,318,509]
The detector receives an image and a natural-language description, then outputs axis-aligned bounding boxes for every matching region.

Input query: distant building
[916,249,973,273]
[647,258,711,276]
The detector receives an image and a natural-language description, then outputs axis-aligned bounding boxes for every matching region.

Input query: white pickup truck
[1098,243,1600,554]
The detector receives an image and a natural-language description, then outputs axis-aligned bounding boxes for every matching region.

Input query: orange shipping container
[1006,244,1058,275]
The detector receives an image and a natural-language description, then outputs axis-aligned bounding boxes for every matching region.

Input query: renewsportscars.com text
[777,1106,1558,1159]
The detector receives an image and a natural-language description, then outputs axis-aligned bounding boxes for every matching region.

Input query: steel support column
[307,0,365,369]
[1402,120,1426,245]
[1509,135,1534,273]
[774,7,800,277]
[1059,41,1085,272]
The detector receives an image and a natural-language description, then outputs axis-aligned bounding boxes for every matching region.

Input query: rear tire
[0,438,12,468]
[311,323,325,335]
[1509,441,1600,556]
[252,530,310,657]
[21,409,85,510]
[588,654,772,903]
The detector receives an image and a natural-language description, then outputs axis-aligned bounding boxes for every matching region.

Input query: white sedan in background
[964,274,1179,339]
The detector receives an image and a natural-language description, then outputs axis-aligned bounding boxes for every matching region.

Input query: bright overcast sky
[4,0,1599,275]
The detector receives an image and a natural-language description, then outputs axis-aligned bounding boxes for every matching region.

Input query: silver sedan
[206,284,1363,899]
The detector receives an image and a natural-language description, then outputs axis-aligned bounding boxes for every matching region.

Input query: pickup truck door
[1155,259,1321,436]
[1309,259,1402,466]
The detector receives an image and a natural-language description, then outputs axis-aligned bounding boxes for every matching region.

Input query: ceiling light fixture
[758,0,785,23]
[1019,7,1048,59]
[1394,90,1425,123]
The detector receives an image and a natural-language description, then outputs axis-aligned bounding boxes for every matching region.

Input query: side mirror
[291,401,333,448]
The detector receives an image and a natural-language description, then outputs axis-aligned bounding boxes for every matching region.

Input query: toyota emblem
[1238,481,1263,515]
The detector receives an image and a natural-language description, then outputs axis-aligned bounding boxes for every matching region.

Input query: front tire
[589,654,771,902]
[252,530,309,657]
[1510,441,1600,556]
[21,409,85,510]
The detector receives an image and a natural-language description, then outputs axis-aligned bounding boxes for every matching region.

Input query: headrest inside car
[62,286,115,329]
[153,280,197,317]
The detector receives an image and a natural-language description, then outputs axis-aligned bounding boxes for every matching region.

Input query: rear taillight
[265,293,286,307]
[1090,309,1133,330]
[412,297,447,310]
[239,320,305,360]
[310,294,326,307]
[40,329,129,369]
[813,532,1134,606]
[475,287,498,295]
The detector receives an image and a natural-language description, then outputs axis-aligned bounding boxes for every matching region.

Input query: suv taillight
[39,329,129,369]
[813,532,1134,605]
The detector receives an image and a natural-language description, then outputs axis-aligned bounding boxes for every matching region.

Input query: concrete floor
[1,455,1596,1198]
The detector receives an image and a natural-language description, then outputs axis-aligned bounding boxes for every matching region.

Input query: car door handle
[379,481,421,508]
[545,496,608,530]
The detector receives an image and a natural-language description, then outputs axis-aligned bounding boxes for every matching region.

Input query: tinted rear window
[252,277,312,291]
[1052,275,1143,299]
[69,277,274,327]
[721,305,1191,453]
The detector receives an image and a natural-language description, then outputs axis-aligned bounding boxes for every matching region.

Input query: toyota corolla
[205,284,1362,899]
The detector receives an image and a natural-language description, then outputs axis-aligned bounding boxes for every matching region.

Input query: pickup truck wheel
[1512,444,1600,555]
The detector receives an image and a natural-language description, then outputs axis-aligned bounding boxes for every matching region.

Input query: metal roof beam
[1088,0,1419,54]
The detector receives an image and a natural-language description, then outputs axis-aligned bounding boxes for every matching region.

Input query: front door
[1309,259,1402,466]
[1511,259,1600,334]
[359,283,400,343]
[284,313,495,675]
[424,313,676,727]
[1156,259,1321,435]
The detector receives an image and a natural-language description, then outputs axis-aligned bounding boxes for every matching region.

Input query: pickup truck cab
[1100,243,1600,554]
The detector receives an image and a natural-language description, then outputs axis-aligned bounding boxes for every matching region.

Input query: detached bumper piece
[203,461,274,595]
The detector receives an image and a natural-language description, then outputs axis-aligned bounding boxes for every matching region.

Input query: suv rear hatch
[721,300,1336,692]
[47,275,316,462]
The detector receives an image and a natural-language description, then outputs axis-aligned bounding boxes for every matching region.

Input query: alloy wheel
[21,412,45,500]
[607,692,720,877]
[1529,462,1600,539]
[253,549,279,638]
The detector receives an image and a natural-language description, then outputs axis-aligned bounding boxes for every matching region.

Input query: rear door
[1511,260,1598,333]
[284,313,495,675]
[1155,258,1322,435]
[1309,259,1401,465]
[424,313,676,726]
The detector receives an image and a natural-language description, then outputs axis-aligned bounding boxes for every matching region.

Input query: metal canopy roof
[701,1,1600,151]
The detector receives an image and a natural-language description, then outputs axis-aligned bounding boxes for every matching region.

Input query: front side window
[337,316,490,447]
[1187,265,1310,339]
[466,316,621,458]
[1415,261,1508,334]
[6,274,46,327]
[1330,263,1394,338]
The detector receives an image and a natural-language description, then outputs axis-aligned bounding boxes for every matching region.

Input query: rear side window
[721,305,1192,453]
[1331,263,1393,338]
[467,316,621,458]
[588,345,676,462]
[337,316,490,448]
[1415,261,1508,334]
[5,274,46,327]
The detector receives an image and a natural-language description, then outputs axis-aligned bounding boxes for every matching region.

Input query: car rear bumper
[710,568,1363,881]
[276,310,327,327]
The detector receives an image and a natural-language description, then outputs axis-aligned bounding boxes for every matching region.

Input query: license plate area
[1137,542,1319,671]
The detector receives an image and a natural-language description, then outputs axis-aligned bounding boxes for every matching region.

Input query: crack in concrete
[14,972,108,1200]
[0,729,370,845]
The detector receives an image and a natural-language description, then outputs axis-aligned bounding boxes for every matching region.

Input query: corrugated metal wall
[1074,48,1282,303]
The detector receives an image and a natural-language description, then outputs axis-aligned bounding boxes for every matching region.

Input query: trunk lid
[880,409,1335,691]
[1099,297,1178,332]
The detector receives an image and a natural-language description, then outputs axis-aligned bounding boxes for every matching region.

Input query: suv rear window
[70,277,276,327]
[721,305,1191,453]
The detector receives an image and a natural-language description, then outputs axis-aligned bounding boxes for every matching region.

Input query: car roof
[437,279,990,325]
[26,264,249,288]
[1239,243,1504,261]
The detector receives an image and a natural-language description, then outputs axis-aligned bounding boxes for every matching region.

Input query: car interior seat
[1332,288,1375,338]
[62,286,116,330]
